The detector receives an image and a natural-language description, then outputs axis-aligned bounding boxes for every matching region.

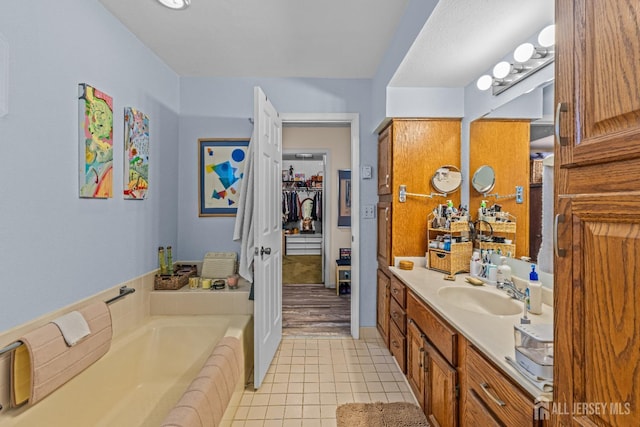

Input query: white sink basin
[437,286,523,316]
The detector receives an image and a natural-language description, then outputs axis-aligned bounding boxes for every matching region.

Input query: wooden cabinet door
[407,319,426,409]
[378,125,392,195]
[425,341,458,427]
[556,0,640,168]
[376,268,390,347]
[377,202,391,266]
[554,195,640,427]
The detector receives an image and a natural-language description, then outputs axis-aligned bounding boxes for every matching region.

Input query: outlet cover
[362,205,375,219]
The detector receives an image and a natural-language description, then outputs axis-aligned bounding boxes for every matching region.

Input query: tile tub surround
[389,266,554,400]
[151,279,253,315]
[231,335,416,427]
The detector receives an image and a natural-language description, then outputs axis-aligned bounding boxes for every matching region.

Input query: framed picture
[123,107,149,200]
[338,169,351,227]
[199,138,250,217]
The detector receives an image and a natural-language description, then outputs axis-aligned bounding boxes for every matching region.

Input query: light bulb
[156,0,190,9]
[492,61,511,79]
[514,43,535,63]
[538,25,555,47]
[476,75,493,91]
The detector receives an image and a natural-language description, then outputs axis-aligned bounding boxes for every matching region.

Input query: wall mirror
[431,165,462,194]
[300,197,314,219]
[468,81,554,267]
[471,165,495,195]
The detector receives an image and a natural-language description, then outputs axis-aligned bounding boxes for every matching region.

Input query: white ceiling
[99,0,554,87]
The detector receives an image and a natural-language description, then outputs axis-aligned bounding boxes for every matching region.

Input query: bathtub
[0,315,252,427]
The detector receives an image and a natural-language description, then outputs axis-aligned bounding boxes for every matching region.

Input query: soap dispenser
[496,256,511,285]
[526,264,542,314]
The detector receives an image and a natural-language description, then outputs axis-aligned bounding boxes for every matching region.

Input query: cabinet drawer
[390,276,406,307]
[389,297,406,334]
[407,291,457,366]
[464,389,502,427]
[389,322,406,373]
[466,345,534,426]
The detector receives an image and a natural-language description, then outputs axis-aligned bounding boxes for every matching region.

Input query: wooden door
[556,0,640,168]
[425,341,458,427]
[377,201,391,265]
[378,125,392,195]
[376,268,390,347]
[555,195,640,426]
[407,319,426,408]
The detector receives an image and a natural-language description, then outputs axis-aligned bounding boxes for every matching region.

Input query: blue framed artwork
[199,138,250,216]
[338,169,351,227]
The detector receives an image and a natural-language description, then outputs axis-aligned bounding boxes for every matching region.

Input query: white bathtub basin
[0,315,252,427]
[437,286,522,316]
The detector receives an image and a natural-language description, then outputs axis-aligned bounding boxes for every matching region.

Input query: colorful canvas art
[78,83,113,198]
[123,107,149,199]
[199,139,250,216]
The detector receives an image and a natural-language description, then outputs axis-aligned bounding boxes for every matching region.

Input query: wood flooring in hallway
[282,283,351,337]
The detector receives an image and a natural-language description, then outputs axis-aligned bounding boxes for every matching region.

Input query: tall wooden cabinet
[554,1,640,425]
[376,119,461,366]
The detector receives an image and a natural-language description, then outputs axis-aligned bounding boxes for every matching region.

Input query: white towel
[233,132,255,283]
[537,156,554,274]
[505,355,553,392]
[50,311,91,346]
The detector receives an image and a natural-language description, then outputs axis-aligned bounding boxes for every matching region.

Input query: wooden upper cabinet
[557,0,640,168]
[378,125,392,195]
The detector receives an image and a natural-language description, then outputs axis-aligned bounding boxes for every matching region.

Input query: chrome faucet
[497,280,526,301]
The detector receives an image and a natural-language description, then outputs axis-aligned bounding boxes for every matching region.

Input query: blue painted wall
[0,0,180,330]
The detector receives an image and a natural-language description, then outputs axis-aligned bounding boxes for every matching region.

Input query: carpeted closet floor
[282,255,323,284]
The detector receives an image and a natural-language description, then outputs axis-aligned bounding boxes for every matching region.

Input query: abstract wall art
[198,138,250,216]
[338,169,351,227]
[123,107,149,199]
[78,83,113,198]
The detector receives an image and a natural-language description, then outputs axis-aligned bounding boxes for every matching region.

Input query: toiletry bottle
[470,250,481,277]
[166,246,173,275]
[527,264,543,314]
[158,246,167,275]
[496,256,512,285]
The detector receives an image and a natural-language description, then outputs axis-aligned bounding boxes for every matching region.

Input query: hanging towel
[233,132,255,285]
[50,311,90,347]
[537,155,554,274]
[11,301,112,406]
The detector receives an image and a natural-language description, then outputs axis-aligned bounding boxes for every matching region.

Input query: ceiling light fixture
[476,24,555,96]
[156,0,191,10]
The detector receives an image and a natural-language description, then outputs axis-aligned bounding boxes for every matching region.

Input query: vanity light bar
[477,25,555,96]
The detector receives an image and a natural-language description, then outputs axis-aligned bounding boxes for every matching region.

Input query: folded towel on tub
[50,310,91,346]
[11,301,112,406]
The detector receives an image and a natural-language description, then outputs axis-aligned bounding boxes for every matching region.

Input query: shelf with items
[427,212,473,275]
[475,214,516,256]
[336,262,351,296]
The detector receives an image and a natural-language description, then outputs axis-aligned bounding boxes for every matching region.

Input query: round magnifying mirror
[431,165,462,194]
[472,165,496,194]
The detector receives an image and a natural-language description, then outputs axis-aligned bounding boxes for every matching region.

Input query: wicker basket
[154,264,197,290]
[428,241,472,274]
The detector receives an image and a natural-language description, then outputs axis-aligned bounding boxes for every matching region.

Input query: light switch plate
[362,205,375,219]
[361,165,372,179]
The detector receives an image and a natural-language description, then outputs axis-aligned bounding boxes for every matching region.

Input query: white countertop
[389,266,553,400]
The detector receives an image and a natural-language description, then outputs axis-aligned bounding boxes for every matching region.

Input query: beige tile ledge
[389,266,553,400]
[150,278,253,316]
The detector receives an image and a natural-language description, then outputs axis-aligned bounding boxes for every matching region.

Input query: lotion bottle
[527,264,543,314]
[496,256,512,285]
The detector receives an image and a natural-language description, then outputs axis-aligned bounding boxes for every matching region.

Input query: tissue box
[201,252,237,279]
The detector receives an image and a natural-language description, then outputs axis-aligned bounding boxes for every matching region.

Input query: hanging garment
[233,132,255,284]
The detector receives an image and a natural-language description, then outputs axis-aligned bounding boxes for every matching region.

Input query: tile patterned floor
[230,334,417,427]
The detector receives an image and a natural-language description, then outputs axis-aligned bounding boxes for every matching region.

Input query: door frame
[280,113,360,338]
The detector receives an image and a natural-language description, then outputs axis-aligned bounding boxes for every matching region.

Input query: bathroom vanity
[386,266,552,426]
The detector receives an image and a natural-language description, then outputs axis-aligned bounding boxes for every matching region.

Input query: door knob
[260,247,272,257]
